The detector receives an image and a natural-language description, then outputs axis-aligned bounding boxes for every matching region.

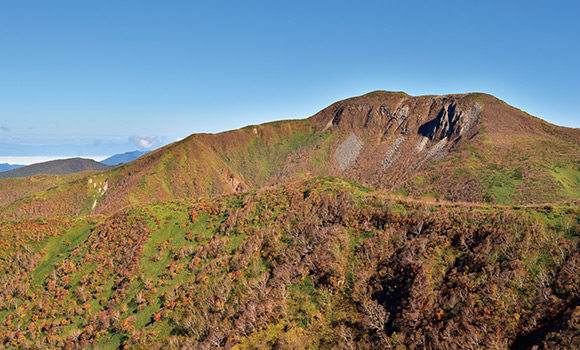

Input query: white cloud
[129,135,159,149]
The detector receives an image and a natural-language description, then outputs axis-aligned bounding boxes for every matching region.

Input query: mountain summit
[1,91,579,219]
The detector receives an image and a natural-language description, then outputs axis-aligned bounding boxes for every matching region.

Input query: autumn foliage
[1,177,579,349]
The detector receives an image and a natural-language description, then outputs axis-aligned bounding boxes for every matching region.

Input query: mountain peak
[313,91,483,140]
[1,91,579,219]
[352,90,411,100]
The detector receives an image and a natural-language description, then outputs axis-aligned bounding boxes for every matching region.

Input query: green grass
[489,181,521,205]
[287,276,319,328]
[31,219,94,286]
[551,164,580,199]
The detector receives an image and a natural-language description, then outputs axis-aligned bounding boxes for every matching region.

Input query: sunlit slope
[0,118,336,219]
[1,177,579,349]
[0,172,90,207]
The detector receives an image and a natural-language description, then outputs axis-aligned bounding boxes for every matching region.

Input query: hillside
[0,173,91,207]
[1,177,579,349]
[0,158,111,180]
[1,91,579,219]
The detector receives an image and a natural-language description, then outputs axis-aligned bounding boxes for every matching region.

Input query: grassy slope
[0,172,92,206]
[0,119,337,220]
[1,177,580,349]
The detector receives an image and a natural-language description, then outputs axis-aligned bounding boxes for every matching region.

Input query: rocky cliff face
[312,92,484,190]
[418,100,482,141]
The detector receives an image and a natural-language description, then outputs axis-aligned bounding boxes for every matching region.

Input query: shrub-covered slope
[1,177,579,349]
[1,91,579,220]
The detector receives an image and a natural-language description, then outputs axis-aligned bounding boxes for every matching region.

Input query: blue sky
[1,1,579,164]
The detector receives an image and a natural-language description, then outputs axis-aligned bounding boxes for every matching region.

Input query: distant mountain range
[100,150,149,166]
[0,157,111,180]
[0,150,148,176]
[0,163,23,172]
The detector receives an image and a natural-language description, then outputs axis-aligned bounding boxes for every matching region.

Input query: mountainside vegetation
[1,92,579,220]
[1,177,579,349]
[1,91,580,349]
[0,172,90,208]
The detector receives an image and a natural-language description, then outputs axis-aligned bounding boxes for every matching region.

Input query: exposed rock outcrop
[381,137,405,171]
[335,132,364,171]
[418,101,481,141]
